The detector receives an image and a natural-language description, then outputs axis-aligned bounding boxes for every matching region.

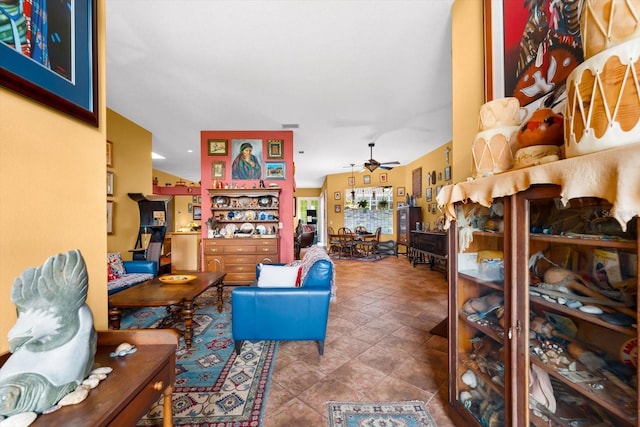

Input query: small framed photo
[208,139,228,156]
[265,161,286,179]
[438,172,443,181]
[436,185,443,195]
[212,161,225,178]
[193,205,202,220]
[188,203,193,213]
[380,173,388,183]
[426,187,432,202]
[396,202,405,209]
[444,166,451,181]
[267,139,283,158]
[107,201,114,234]
[106,141,113,168]
[107,171,114,196]
[397,187,405,196]
[334,191,341,200]
[348,176,355,186]
[335,204,341,213]
[364,175,371,184]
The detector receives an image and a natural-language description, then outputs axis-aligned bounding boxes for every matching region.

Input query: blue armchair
[231,258,333,355]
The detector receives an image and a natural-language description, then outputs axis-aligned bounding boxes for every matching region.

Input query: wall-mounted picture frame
[483,0,582,116]
[426,187,432,202]
[265,161,285,179]
[334,191,341,200]
[0,1,98,126]
[267,139,283,159]
[396,202,405,209]
[412,167,422,198]
[334,204,341,213]
[193,205,202,220]
[107,201,114,234]
[364,175,371,184]
[106,141,113,167]
[397,187,405,196]
[380,173,388,183]
[444,166,451,181]
[188,203,193,213]
[107,171,114,196]
[348,176,355,186]
[231,139,262,180]
[212,161,225,178]
[208,139,228,156]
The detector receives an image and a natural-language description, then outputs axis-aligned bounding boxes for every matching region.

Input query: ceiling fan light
[365,163,378,172]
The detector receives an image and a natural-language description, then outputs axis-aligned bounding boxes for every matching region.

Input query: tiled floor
[262,253,456,426]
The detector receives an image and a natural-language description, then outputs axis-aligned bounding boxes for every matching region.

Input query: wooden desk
[108,271,226,347]
[0,329,178,427]
[409,231,448,278]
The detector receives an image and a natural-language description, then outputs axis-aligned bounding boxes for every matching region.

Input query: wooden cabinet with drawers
[205,188,282,284]
[203,237,279,284]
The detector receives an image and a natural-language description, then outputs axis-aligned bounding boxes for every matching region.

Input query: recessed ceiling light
[151,152,165,159]
[187,149,193,153]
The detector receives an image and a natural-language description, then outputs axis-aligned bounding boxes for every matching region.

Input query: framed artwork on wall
[107,172,114,196]
[193,205,202,220]
[364,175,371,184]
[0,0,98,126]
[267,139,283,158]
[380,173,388,183]
[107,201,114,234]
[397,187,405,196]
[335,204,341,213]
[212,161,225,178]
[426,187,432,202]
[208,139,228,156]
[334,191,341,200]
[412,167,422,198]
[231,139,262,180]
[265,161,285,179]
[444,166,451,181]
[106,141,113,167]
[483,0,582,117]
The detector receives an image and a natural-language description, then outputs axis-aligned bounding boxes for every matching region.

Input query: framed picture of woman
[231,139,262,180]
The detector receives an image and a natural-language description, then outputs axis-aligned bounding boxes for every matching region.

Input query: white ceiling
[105,0,454,188]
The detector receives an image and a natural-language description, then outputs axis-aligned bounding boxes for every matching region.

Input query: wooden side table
[0,329,178,427]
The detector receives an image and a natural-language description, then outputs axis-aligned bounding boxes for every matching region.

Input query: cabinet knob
[153,381,164,391]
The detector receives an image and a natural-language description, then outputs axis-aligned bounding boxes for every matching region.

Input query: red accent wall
[200,130,295,263]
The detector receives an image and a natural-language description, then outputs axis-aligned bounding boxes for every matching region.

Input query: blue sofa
[231,257,333,355]
[107,260,157,295]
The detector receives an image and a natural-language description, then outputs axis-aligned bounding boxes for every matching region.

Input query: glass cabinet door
[450,197,511,425]
[518,186,638,426]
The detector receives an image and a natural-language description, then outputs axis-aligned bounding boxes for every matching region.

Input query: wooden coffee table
[108,271,226,347]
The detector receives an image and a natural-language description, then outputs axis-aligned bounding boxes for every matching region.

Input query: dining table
[328,231,376,259]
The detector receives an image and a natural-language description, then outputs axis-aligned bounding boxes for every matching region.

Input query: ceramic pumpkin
[517,108,564,148]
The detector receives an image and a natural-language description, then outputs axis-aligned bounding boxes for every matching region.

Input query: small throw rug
[326,401,437,427]
[118,288,278,426]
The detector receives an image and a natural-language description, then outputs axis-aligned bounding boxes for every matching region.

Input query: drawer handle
[153,381,164,391]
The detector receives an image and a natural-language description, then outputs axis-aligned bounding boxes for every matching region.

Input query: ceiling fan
[363,142,400,172]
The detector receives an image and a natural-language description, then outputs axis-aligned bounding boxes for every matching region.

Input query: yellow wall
[0,1,107,351]
[153,169,202,231]
[106,109,153,260]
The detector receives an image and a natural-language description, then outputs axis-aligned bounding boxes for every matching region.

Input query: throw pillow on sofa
[107,262,118,281]
[107,252,126,277]
[257,264,302,287]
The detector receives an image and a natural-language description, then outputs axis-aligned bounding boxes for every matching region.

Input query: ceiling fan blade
[380,161,400,165]
[380,165,395,170]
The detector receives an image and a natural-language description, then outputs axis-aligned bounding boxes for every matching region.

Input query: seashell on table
[0,412,38,427]
[110,342,137,357]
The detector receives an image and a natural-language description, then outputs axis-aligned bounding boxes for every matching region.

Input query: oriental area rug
[118,288,278,426]
[326,400,437,427]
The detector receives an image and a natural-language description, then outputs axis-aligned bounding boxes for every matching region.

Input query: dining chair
[360,227,381,258]
[337,227,356,259]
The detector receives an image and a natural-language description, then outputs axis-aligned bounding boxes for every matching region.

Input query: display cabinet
[448,185,639,426]
[396,206,421,255]
[440,146,640,427]
[205,188,281,284]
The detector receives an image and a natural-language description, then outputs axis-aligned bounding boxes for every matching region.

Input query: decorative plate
[214,196,229,206]
[234,211,245,220]
[256,225,267,235]
[244,210,255,220]
[238,196,251,207]
[258,196,271,207]
[225,224,237,235]
[240,222,255,233]
[159,274,196,284]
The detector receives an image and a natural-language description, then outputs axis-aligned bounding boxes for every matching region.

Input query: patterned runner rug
[326,401,437,427]
[118,288,277,426]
